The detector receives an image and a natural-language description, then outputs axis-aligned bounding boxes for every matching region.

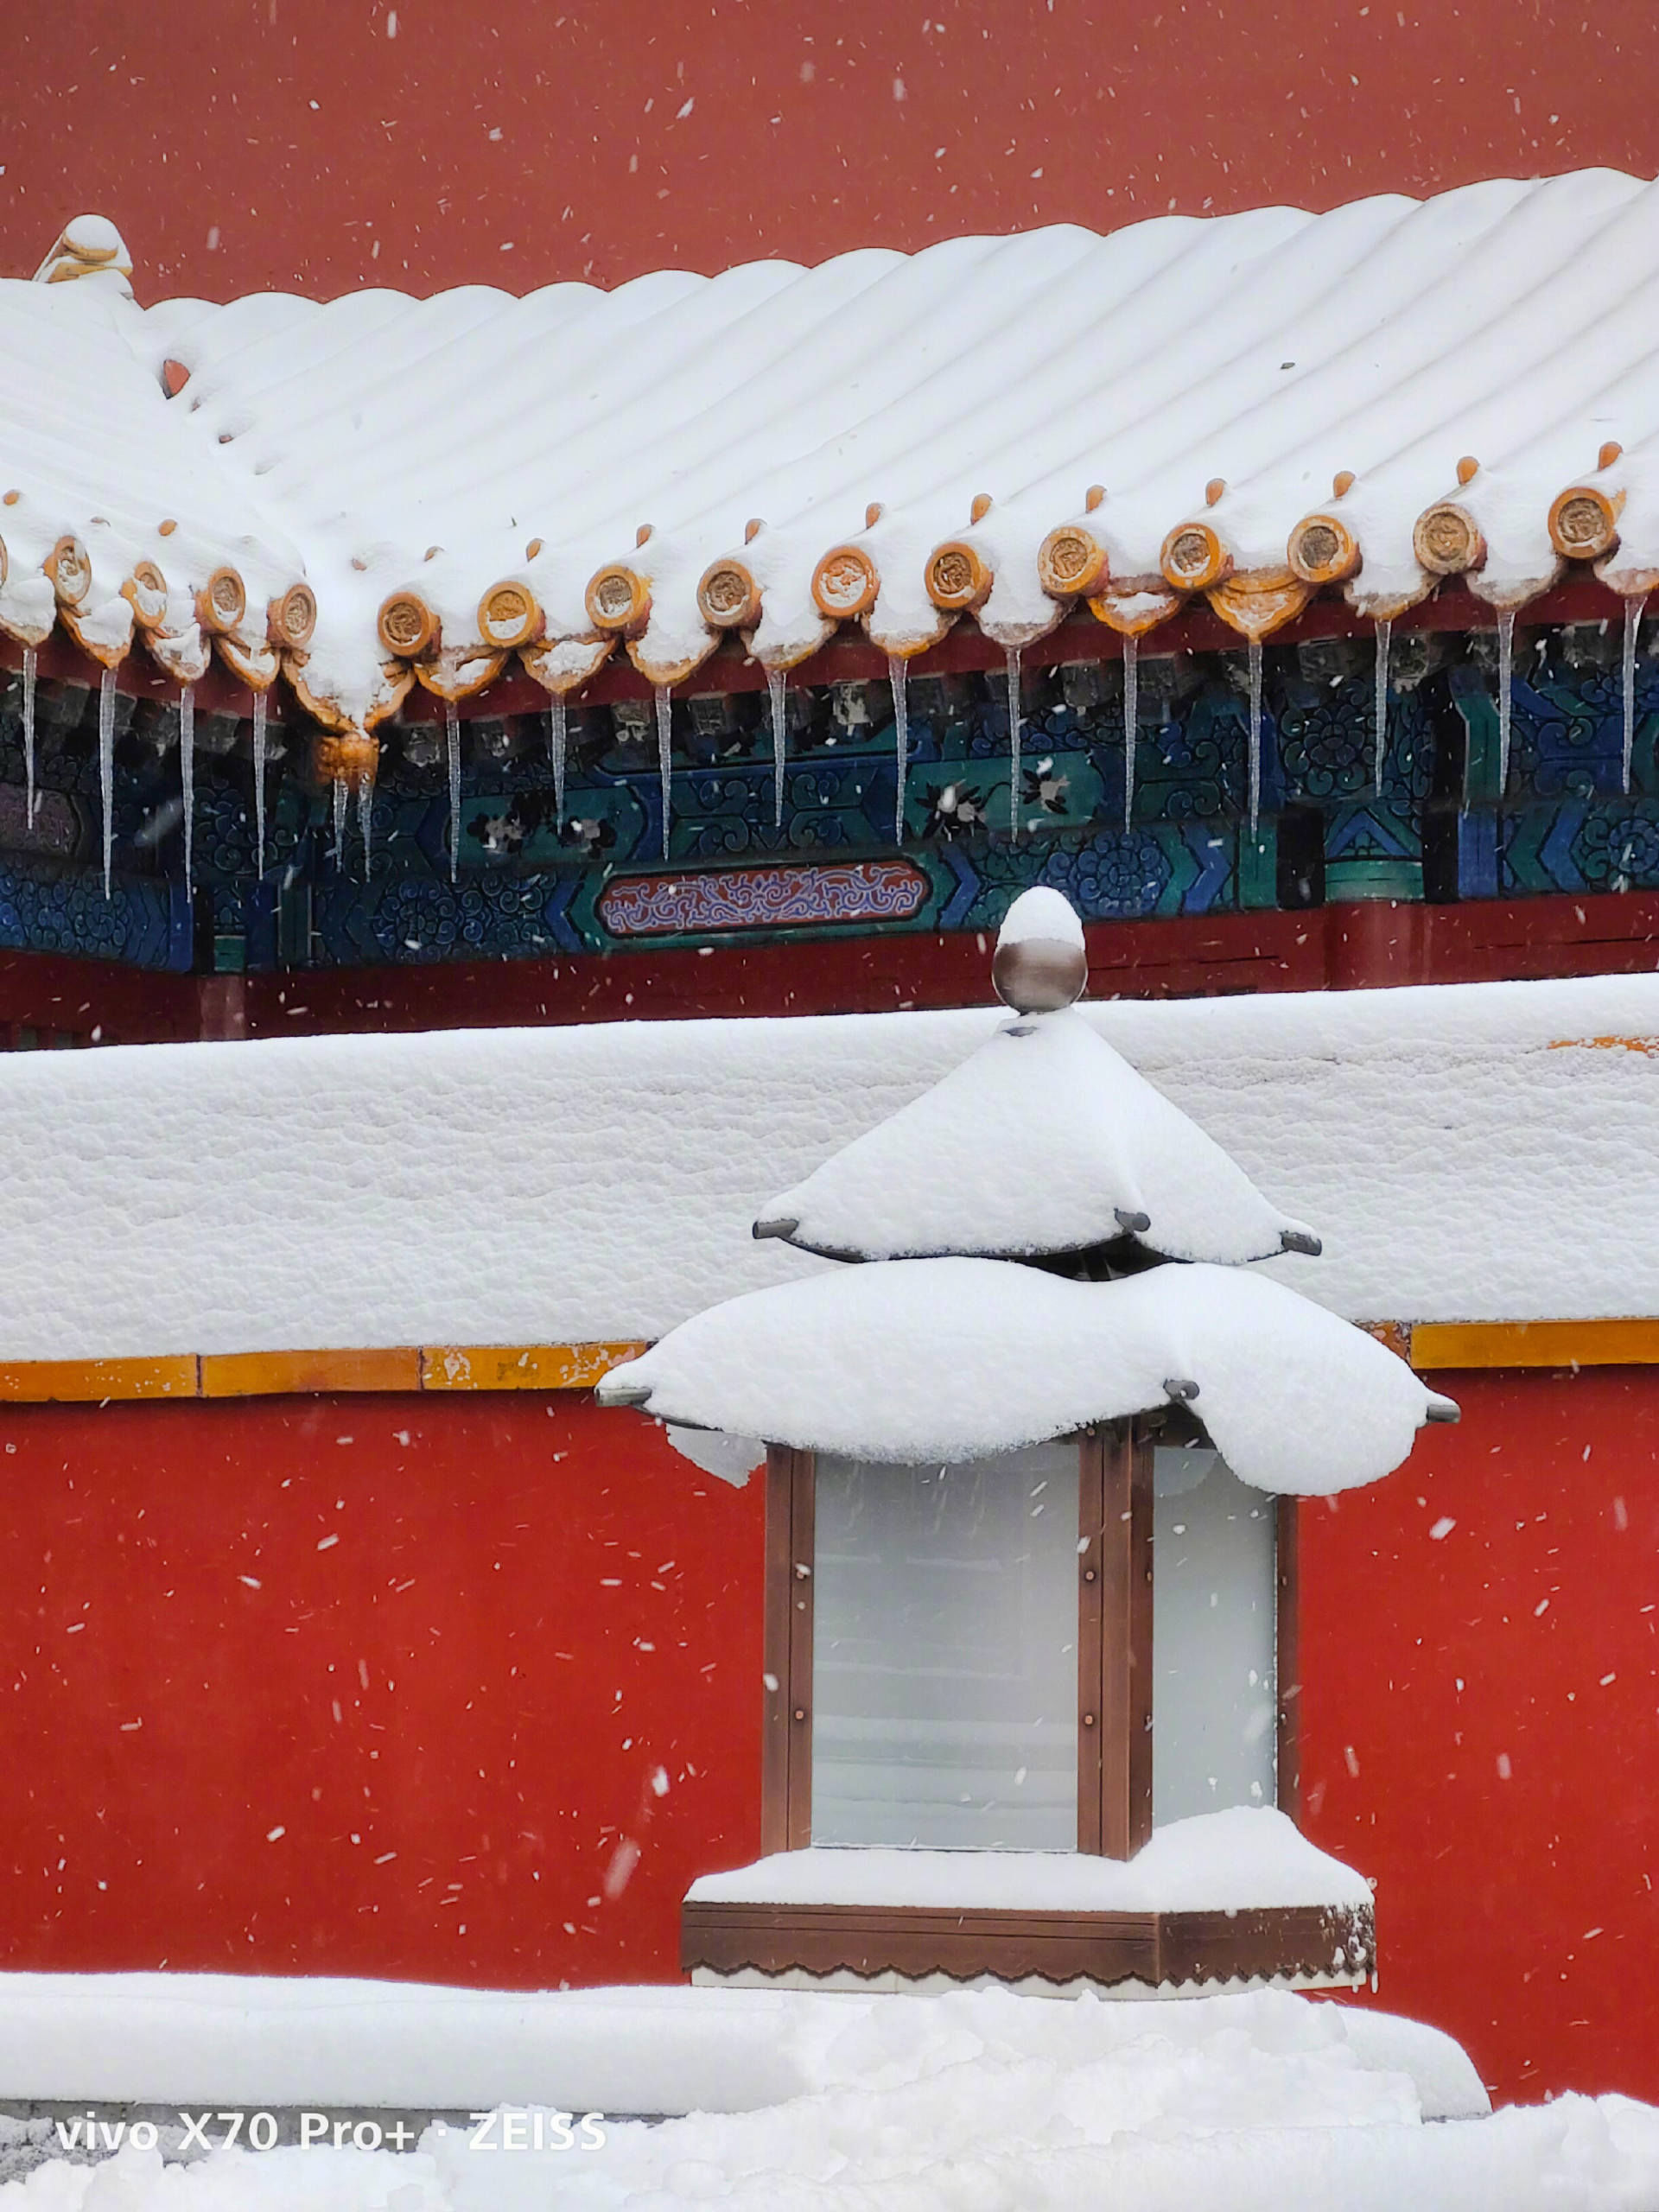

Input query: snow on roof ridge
[3,169,1659,745]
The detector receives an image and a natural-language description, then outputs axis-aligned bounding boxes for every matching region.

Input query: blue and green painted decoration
[0,625,1655,975]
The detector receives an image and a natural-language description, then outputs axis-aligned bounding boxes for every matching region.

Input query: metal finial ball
[991,936,1088,1014]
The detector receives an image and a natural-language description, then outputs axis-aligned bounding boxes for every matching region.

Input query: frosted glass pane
[812,1442,1079,1848]
[1152,1446,1277,1825]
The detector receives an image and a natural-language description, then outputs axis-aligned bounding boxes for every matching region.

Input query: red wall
[1300,1368,1659,2104]
[226,889,1659,1038]
[5,1365,1657,2106]
[3,2,1654,301]
[17,884,1659,1052]
[0,1392,760,1984]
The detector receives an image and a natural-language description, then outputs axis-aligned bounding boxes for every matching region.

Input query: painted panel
[598,859,929,938]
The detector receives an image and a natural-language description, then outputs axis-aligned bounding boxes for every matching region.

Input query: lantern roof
[597,1256,1455,1491]
[757,887,1316,1267]
[601,883,1455,1476]
[757,1008,1316,1269]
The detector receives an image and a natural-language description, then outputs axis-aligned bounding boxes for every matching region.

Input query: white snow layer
[995,886,1086,950]
[687,1808,1372,1912]
[762,1006,1315,1263]
[10,1977,1659,2210]
[0,970,1656,1359]
[0,1970,1477,2121]
[8,170,1659,721]
[596,1259,1446,1491]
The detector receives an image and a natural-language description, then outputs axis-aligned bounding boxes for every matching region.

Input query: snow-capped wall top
[596,1259,1453,1491]
[3,170,1658,728]
[756,1007,1316,1266]
[0,970,1655,1360]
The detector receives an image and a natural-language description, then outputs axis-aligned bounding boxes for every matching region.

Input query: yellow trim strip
[200,1348,424,1398]
[421,1342,649,1390]
[0,1325,1643,1396]
[1410,1319,1659,1370]
[0,1344,645,1403]
[0,1356,200,1402]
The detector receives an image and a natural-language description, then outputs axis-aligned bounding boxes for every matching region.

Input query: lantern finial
[991,887,1087,1014]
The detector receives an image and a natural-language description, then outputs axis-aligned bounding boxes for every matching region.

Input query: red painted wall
[228,890,1659,1039]
[15,883,1659,1052]
[5,1364,1657,2107]
[0,1393,760,1984]
[1299,1368,1659,2104]
[2,2,1653,301]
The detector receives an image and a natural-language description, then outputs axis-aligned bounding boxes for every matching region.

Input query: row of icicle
[18,599,1654,900]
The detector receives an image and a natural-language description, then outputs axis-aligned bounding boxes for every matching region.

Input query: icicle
[887,654,908,843]
[98,665,117,899]
[1005,647,1022,837]
[1122,635,1138,833]
[549,695,568,829]
[656,683,674,861]
[1246,637,1263,834]
[179,686,195,898]
[445,697,461,881]
[357,778,374,877]
[766,668,787,831]
[332,776,347,863]
[1373,619,1391,798]
[1496,609,1516,798]
[21,646,36,827]
[251,688,269,875]
[1622,595,1648,797]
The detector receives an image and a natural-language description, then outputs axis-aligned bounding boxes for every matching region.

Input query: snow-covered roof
[595,1260,1452,1491]
[759,1007,1316,1266]
[3,171,1658,731]
[0,969,1655,1362]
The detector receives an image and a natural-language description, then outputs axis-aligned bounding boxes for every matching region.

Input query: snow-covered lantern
[600,890,1458,1994]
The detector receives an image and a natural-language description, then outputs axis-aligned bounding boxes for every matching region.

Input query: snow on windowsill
[686,1807,1375,1914]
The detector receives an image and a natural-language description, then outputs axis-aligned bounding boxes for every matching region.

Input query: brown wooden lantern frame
[682,1419,1375,1993]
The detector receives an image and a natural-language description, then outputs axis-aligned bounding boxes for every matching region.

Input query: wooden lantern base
[683,1897,1375,1996]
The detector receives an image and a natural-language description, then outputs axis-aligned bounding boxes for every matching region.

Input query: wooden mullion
[1275,1493,1301,1816]
[1077,1433,1106,1853]
[760,1444,796,1855]
[1084,1420,1154,1859]
[785,1446,817,1849]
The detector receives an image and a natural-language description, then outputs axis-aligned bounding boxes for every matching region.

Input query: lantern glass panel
[1152,1445,1277,1825]
[811,1441,1080,1848]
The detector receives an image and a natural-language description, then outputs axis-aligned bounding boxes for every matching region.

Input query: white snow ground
[3,1981,1659,2209]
